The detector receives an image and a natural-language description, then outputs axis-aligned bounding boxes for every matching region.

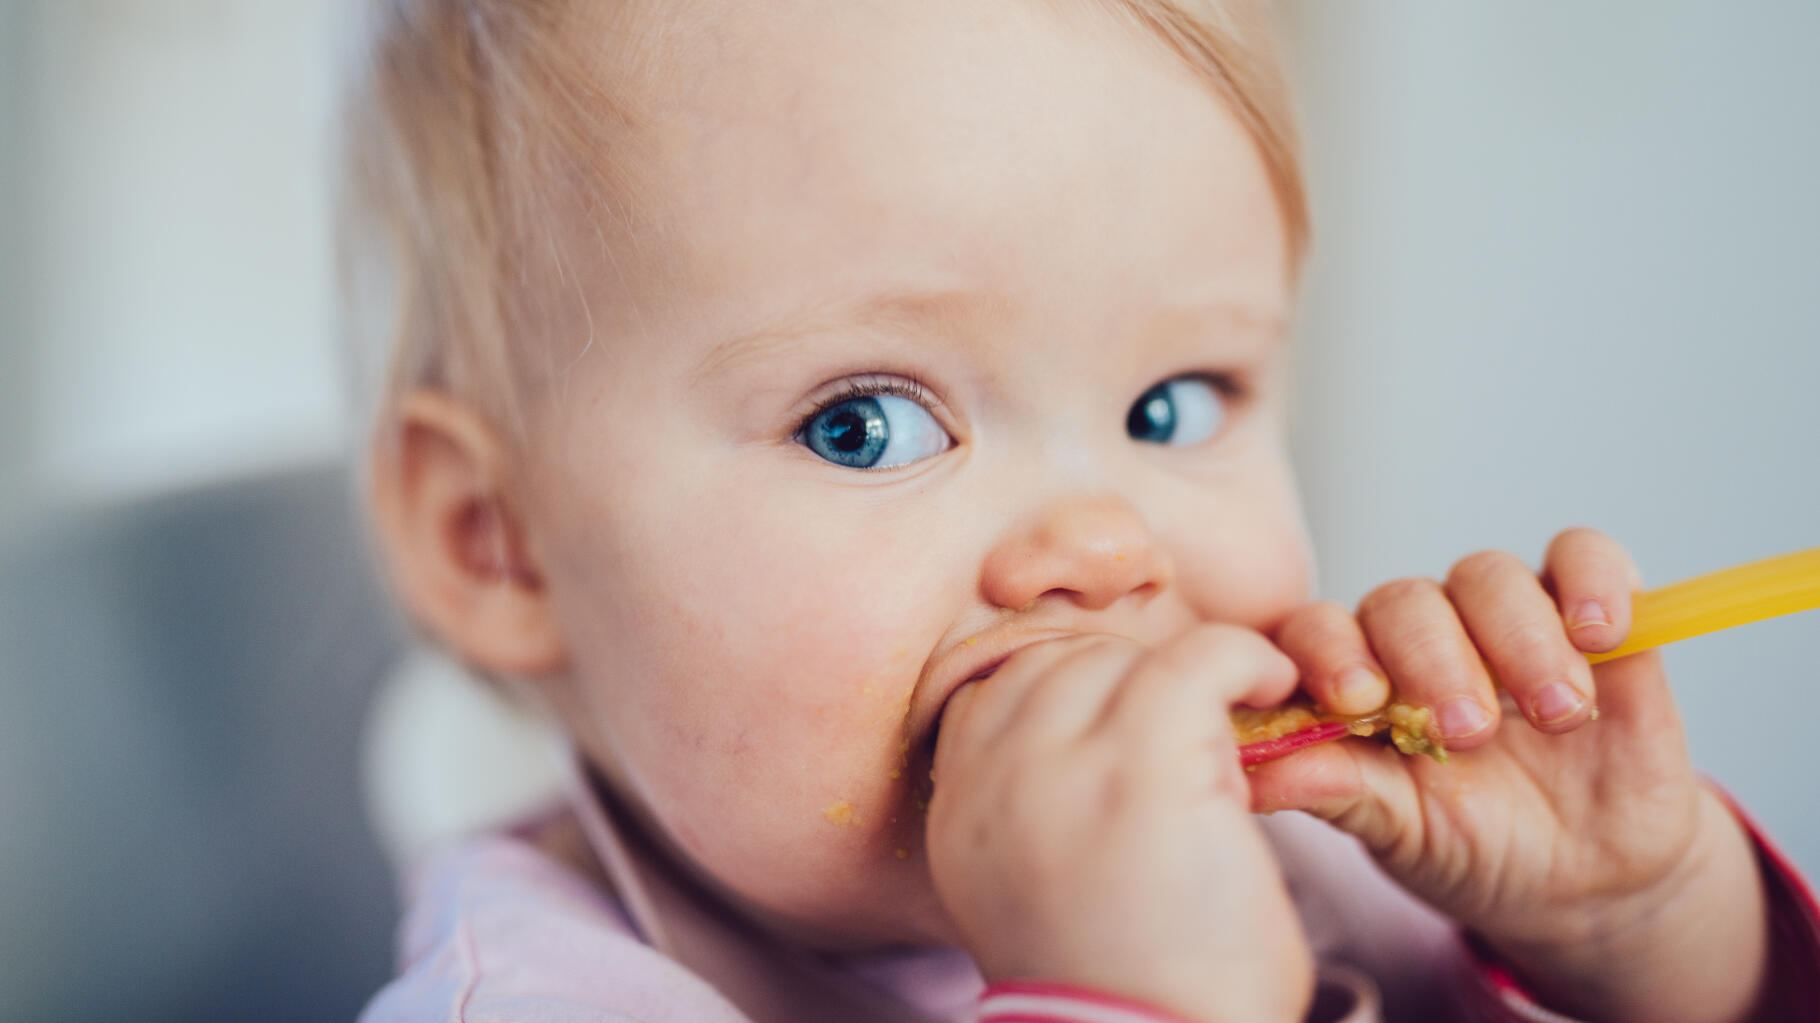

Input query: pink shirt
[359,764,1820,1022]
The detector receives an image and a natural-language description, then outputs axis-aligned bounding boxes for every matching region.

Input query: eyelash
[793,375,942,441]
[1192,371,1246,402]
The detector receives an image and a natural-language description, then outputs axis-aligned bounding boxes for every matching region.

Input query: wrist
[1486,788,1769,1023]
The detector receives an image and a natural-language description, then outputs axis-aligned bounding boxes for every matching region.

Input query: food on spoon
[1230,702,1323,745]
[1381,703,1442,759]
[1231,699,1447,765]
[1232,547,1820,768]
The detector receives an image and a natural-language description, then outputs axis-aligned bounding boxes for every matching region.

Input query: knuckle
[995,754,1049,809]
[1040,634,1136,679]
[1491,620,1568,676]
[1278,601,1353,652]
[1546,527,1616,570]
[1554,525,1607,549]
[1140,638,1221,697]
[1448,549,1524,590]
[1359,576,1440,618]
[1388,623,1472,685]
[1310,598,1356,623]
[989,756,1069,840]
[1173,621,1260,664]
[1547,526,1642,593]
[1091,750,1166,821]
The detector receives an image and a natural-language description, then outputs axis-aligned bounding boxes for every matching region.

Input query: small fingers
[1446,550,1597,733]
[933,636,1131,777]
[1247,740,1419,865]
[1357,577,1501,750]
[1000,636,1145,744]
[1541,527,1639,655]
[931,680,981,783]
[1102,625,1298,748]
[1099,625,1297,800]
[1273,601,1391,717]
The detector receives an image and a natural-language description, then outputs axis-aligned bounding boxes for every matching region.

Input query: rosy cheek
[1179,516,1312,629]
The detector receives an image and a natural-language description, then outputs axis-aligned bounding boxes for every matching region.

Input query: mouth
[922,657,1007,754]
[912,632,1076,761]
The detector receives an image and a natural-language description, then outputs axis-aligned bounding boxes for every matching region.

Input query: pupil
[827,409,866,452]
[1128,385,1175,442]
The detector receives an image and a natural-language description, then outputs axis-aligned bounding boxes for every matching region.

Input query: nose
[979,494,1175,612]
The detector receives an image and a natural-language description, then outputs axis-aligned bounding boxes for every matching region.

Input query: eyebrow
[691,287,1018,383]
[690,285,1285,383]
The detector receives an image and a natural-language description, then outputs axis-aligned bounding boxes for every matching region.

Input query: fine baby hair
[338,0,1306,448]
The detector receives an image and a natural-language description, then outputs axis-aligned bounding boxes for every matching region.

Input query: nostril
[979,496,1174,611]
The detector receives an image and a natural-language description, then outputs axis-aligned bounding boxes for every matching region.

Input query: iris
[806,396,890,468]
[1126,377,1226,446]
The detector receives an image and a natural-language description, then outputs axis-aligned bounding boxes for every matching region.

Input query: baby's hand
[928,628,1313,1023]
[1252,529,1771,1022]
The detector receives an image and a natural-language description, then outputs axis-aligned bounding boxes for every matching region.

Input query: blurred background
[2,2,1816,1020]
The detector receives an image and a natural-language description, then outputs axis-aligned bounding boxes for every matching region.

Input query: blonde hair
[337,0,1307,446]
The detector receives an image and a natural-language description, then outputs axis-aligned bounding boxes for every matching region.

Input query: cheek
[1169,455,1313,630]
[553,471,944,857]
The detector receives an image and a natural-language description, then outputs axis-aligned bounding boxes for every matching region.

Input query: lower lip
[927,666,999,752]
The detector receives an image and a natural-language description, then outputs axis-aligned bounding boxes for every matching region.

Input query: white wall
[1285,2,1820,875]
[1,3,30,526]
[5,0,348,521]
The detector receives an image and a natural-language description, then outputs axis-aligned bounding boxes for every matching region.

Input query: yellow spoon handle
[1586,547,1820,664]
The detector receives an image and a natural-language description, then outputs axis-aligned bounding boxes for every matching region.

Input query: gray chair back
[0,465,403,1023]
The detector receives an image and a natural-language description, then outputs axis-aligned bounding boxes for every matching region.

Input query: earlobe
[368,390,569,677]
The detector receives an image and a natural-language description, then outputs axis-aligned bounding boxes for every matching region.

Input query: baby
[343,1,1819,1021]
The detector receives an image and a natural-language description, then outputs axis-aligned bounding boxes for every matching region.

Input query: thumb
[1246,741,1415,857]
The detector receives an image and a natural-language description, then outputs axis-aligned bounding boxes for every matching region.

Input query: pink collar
[561,756,982,1023]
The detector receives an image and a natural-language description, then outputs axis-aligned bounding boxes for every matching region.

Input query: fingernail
[1533,682,1585,725]
[1334,666,1387,713]
[1440,698,1492,740]
[1568,599,1610,630]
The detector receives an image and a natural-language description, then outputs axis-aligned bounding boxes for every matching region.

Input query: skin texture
[513,0,1311,958]
[930,628,1314,1022]
[366,2,1773,1020]
[1254,531,1771,1023]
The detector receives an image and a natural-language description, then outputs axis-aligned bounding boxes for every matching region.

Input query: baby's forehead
[551,0,1270,264]
[591,1,1137,95]
[574,0,1194,164]
[509,0,1287,396]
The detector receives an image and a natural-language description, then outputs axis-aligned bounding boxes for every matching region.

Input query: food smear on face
[823,800,861,827]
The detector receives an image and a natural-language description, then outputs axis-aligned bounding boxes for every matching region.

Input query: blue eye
[1127,376,1228,445]
[802,393,950,469]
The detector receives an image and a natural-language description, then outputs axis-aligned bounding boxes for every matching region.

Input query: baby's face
[520,0,1309,947]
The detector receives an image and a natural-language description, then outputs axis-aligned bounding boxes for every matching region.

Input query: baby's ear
[368,390,568,677]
